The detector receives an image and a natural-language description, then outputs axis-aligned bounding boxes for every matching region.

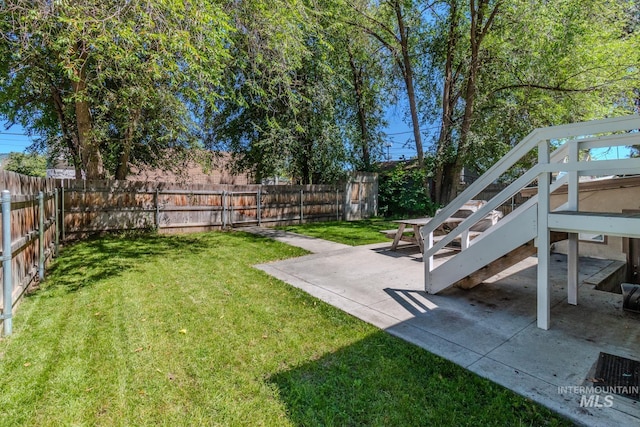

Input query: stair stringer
[426,202,538,294]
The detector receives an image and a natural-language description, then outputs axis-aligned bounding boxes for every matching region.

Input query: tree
[425,0,502,204]
[207,0,315,183]
[0,0,232,179]
[347,0,428,167]
[329,1,389,171]
[209,0,385,184]
[3,152,47,177]
[425,0,640,204]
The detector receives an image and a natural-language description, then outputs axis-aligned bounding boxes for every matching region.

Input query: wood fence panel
[1,171,57,314]
[58,180,352,234]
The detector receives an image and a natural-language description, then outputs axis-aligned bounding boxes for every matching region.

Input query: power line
[0,131,31,136]
[385,125,440,136]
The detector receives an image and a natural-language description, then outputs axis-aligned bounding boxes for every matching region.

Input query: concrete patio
[244,226,640,427]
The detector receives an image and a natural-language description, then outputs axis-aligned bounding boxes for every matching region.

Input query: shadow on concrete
[370,244,457,263]
[267,330,566,426]
[383,288,438,317]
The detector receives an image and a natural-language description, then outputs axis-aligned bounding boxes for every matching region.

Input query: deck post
[424,229,434,293]
[537,139,551,330]
[567,140,579,305]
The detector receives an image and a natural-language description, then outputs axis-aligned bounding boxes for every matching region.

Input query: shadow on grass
[268,331,569,426]
[36,232,216,295]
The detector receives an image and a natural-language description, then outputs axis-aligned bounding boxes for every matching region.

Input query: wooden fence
[59,180,348,238]
[0,172,58,334]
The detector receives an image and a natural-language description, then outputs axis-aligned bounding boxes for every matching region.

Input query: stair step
[427,202,538,294]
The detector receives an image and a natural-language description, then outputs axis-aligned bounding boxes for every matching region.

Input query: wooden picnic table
[388,217,465,252]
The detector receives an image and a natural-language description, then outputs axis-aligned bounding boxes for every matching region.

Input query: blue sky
[383,108,437,161]
[0,124,34,153]
[1,118,631,161]
[1,117,423,160]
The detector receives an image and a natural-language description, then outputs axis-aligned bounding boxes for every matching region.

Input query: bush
[3,152,47,177]
[378,163,437,218]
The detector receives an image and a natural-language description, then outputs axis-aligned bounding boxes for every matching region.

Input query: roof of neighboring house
[44,151,254,184]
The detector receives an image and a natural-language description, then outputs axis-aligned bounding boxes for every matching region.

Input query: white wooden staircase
[422,116,640,329]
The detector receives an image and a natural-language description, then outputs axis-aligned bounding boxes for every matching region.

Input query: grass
[0,231,570,426]
[277,218,399,246]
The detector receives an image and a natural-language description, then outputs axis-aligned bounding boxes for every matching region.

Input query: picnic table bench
[381,217,481,253]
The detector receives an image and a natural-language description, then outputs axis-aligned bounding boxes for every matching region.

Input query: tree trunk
[71,42,104,179]
[447,0,500,203]
[434,0,501,204]
[434,0,460,204]
[50,83,83,178]
[115,110,141,180]
[347,48,371,170]
[395,0,424,167]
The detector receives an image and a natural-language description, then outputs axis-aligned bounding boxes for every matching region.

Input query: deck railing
[422,115,640,300]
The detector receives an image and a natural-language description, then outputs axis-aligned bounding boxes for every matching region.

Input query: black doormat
[594,352,640,400]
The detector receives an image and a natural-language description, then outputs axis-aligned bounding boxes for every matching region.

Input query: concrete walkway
[244,227,640,426]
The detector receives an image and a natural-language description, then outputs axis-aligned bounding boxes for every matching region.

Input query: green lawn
[0,232,570,426]
[277,218,399,246]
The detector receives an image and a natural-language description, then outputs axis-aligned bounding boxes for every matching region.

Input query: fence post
[336,189,339,221]
[54,188,59,257]
[155,187,160,230]
[300,189,304,224]
[61,184,65,241]
[222,191,227,228]
[2,190,12,336]
[38,191,44,281]
[257,187,262,227]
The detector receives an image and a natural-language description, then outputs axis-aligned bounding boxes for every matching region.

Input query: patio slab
[246,227,640,426]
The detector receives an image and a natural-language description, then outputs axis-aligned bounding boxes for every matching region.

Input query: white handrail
[550,132,640,160]
[421,129,543,237]
[423,171,570,258]
[422,115,640,260]
[423,166,540,256]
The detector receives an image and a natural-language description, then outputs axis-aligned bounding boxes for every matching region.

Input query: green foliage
[208,0,388,184]
[418,0,640,203]
[3,152,47,177]
[378,162,437,218]
[1,0,232,178]
[1,0,639,186]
